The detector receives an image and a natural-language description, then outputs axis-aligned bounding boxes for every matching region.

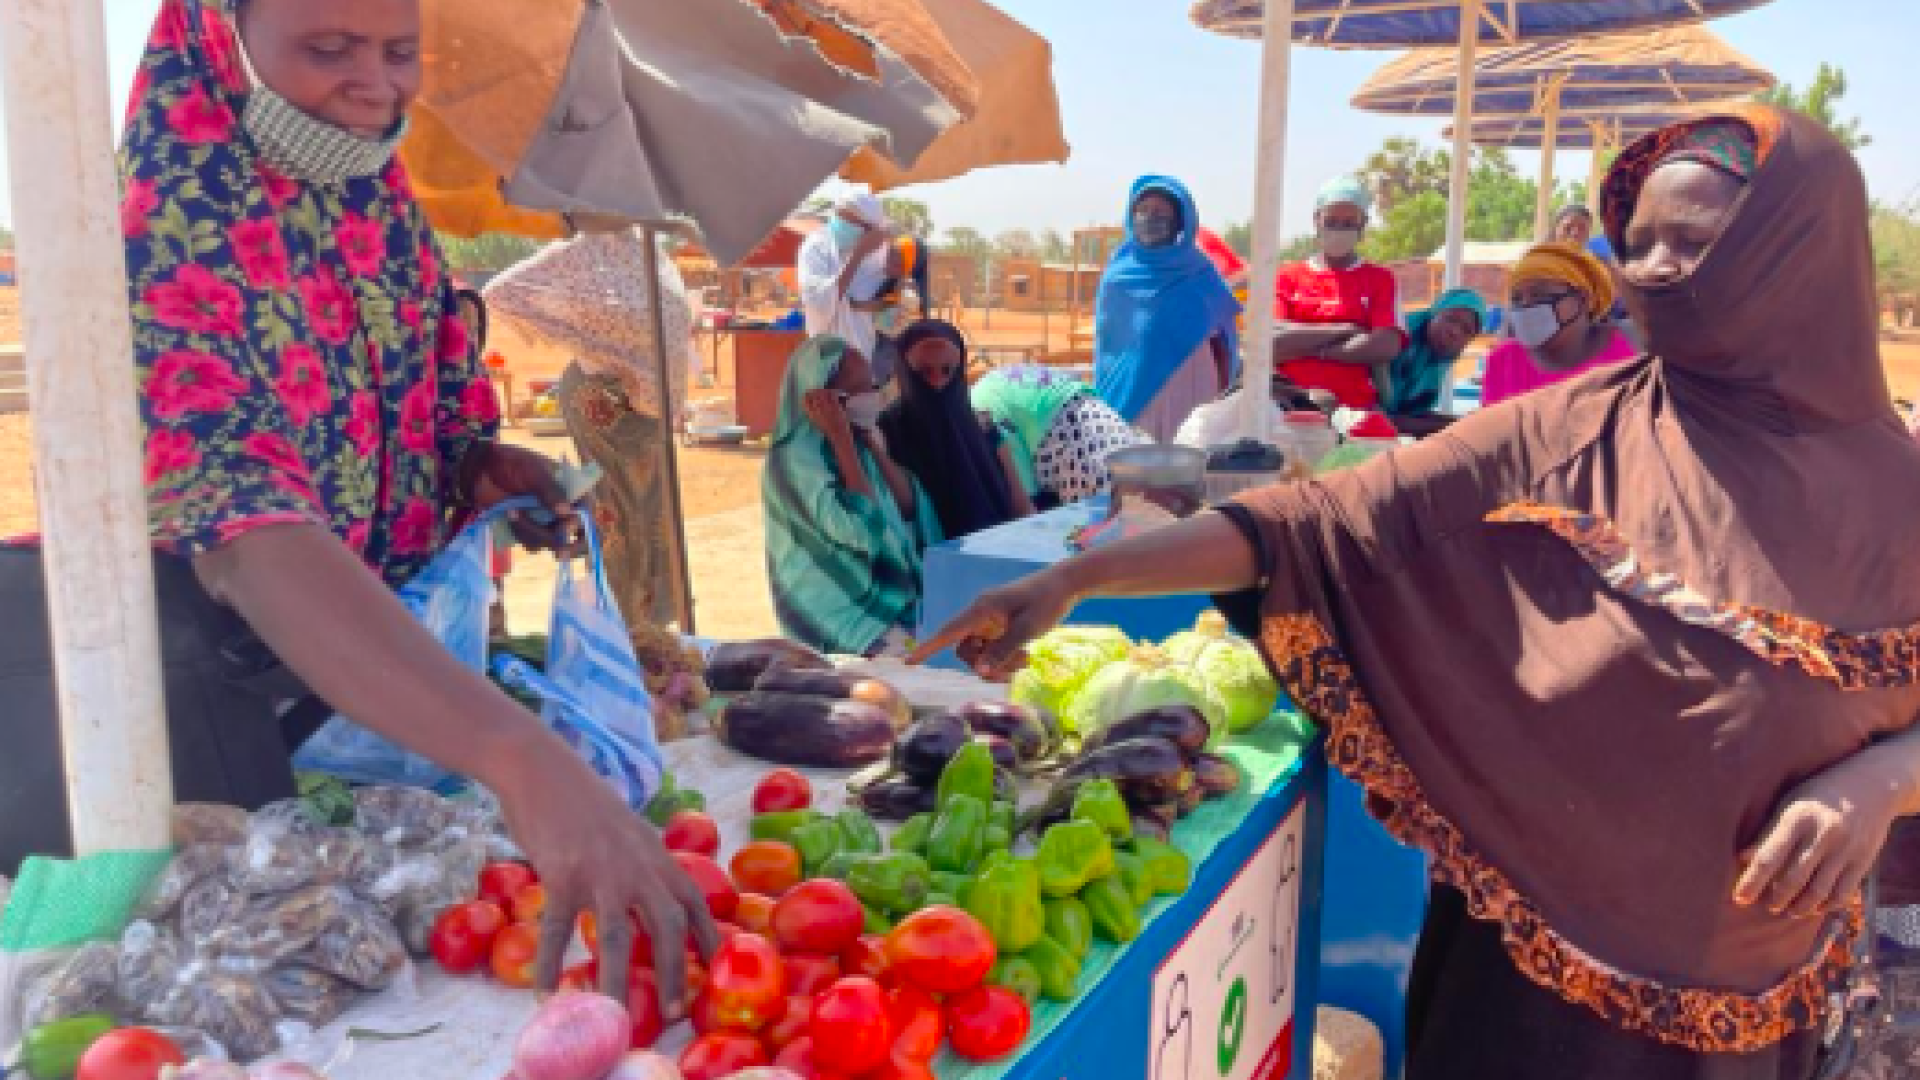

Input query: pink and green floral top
[121,0,498,589]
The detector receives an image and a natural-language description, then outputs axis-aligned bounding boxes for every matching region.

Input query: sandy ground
[4,287,1920,641]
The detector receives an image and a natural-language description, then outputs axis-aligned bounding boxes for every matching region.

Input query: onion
[601,1050,683,1079]
[160,1063,249,1080]
[513,991,631,1080]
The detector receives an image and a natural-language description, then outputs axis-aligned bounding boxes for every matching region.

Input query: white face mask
[1507,301,1567,351]
[841,391,885,430]
[1319,228,1361,259]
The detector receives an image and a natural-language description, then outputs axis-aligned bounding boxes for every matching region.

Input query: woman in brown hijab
[916,105,1920,1078]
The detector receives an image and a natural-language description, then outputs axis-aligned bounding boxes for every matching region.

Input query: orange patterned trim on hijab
[1259,611,1859,1052]
[1489,502,1920,689]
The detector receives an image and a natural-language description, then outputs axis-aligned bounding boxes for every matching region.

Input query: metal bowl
[1106,444,1208,489]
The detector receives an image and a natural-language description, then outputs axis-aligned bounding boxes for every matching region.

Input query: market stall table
[919,498,1431,1075]
[243,661,1324,1078]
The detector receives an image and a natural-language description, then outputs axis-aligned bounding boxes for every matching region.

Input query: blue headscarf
[1385,288,1486,414]
[1092,177,1241,423]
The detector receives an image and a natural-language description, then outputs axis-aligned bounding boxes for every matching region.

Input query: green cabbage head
[1162,612,1279,733]
[1066,643,1225,739]
[1010,624,1134,721]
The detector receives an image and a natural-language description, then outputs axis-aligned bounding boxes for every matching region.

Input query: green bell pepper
[1113,850,1155,908]
[1127,837,1193,895]
[21,1014,115,1080]
[835,808,883,855]
[1071,779,1133,842]
[927,792,988,873]
[750,808,824,844]
[965,857,1045,953]
[926,892,959,908]
[936,741,997,810]
[984,824,1011,854]
[1020,933,1082,1001]
[842,852,931,915]
[931,871,973,903]
[645,787,706,827]
[989,956,1044,1004]
[1043,895,1093,961]
[863,904,895,935]
[817,852,856,881]
[1036,819,1115,898]
[1081,873,1142,943]
[991,800,1018,838]
[891,812,934,853]
[790,820,843,876]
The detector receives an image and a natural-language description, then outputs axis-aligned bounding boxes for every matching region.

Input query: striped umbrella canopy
[1445,108,1696,222]
[1356,27,1771,235]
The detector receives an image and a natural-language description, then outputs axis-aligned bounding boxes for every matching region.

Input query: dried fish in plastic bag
[171,804,250,848]
[310,829,393,893]
[180,876,249,945]
[229,823,323,895]
[20,941,120,1029]
[263,964,356,1028]
[149,964,284,1062]
[198,886,338,967]
[117,920,185,1005]
[138,843,235,921]
[351,786,454,847]
[301,889,407,990]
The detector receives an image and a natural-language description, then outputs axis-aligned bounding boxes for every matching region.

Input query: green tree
[1872,201,1920,295]
[881,197,934,238]
[995,228,1040,259]
[940,226,993,262]
[1464,147,1540,242]
[436,232,542,273]
[1039,229,1072,263]
[1361,191,1448,262]
[1758,63,1869,151]
[1359,136,1451,216]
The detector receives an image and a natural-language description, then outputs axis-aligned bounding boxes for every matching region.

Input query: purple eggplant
[958,701,1057,763]
[892,710,973,786]
[973,734,1020,773]
[1193,752,1242,798]
[1061,737,1194,807]
[858,777,939,821]
[1080,706,1211,760]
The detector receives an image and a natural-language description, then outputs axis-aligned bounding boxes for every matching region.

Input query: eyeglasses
[1510,289,1577,308]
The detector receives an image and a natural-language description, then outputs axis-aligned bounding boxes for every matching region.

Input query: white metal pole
[0,0,173,853]
[1441,0,1481,289]
[1587,123,1611,214]
[1532,85,1562,241]
[1235,0,1295,440]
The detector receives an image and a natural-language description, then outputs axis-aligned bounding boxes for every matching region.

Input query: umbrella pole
[1587,123,1611,215]
[1237,0,1295,439]
[1441,0,1482,290]
[0,0,173,854]
[1533,85,1562,241]
[641,224,697,635]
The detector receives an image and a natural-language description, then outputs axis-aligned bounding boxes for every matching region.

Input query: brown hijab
[1226,104,1920,1052]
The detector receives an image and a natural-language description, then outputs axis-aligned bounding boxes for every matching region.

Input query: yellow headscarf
[1511,241,1615,316]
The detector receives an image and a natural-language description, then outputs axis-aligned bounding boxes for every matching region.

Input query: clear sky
[1,0,1915,241]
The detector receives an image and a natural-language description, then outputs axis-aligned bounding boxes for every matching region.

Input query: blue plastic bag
[490,511,666,811]
[291,500,525,790]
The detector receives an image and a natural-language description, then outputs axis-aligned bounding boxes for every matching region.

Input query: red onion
[600,1051,683,1080]
[512,991,631,1080]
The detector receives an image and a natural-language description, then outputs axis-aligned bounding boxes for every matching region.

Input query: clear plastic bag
[300,889,408,990]
[117,920,185,1005]
[351,786,457,848]
[139,843,236,922]
[229,824,324,896]
[199,887,340,968]
[263,964,357,1028]
[17,940,120,1029]
[150,964,285,1061]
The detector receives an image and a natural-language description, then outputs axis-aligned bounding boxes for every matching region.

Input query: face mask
[1319,228,1361,259]
[841,391,884,430]
[827,218,866,251]
[1133,213,1178,248]
[239,40,403,183]
[1507,301,1567,351]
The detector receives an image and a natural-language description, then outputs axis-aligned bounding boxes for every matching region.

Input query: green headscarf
[762,336,942,655]
[969,365,1093,496]
[1384,288,1487,415]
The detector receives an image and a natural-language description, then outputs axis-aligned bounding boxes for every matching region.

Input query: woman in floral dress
[0,0,712,1005]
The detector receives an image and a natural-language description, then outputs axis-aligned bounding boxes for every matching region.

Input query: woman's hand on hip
[1735,750,1913,919]
[466,442,584,556]
[907,567,1079,679]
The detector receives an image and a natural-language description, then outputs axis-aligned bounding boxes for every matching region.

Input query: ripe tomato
[74,1027,185,1080]
[489,922,541,989]
[784,952,842,998]
[672,852,740,922]
[886,984,944,1064]
[662,810,721,856]
[705,932,787,1031]
[557,960,597,993]
[865,1055,938,1080]
[945,985,1031,1061]
[841,934,891,982]
[772,879,864,956]
[509,883,547,926]
[762,994,813,1051]
[429,900,505,975]
[729,841,802,897]
[688,990,726,1036]
[678,1032,769,1080]
[752,768,813,813]
[773,1036,858,1080]
[885,906,996,993]
[735,893,777,936]
[627,968,667,1049]
[477,861,537,908]
[808,976,893,1074]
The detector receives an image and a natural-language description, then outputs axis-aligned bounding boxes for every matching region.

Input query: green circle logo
[1218,977,1247,1075]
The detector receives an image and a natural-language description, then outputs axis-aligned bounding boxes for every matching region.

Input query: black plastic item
[1205,438,1286,474]
[0,548,302,876]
